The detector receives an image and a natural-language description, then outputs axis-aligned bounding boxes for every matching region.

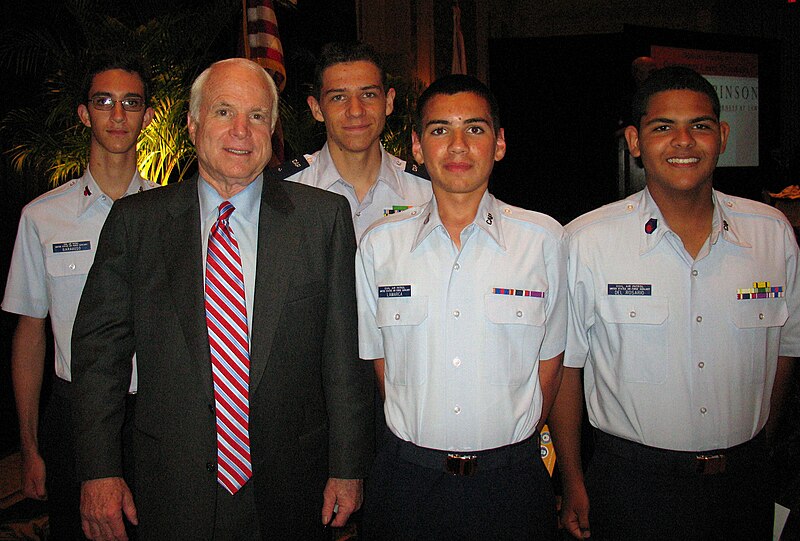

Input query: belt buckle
[446,454,477,476]
[695,453,726,474]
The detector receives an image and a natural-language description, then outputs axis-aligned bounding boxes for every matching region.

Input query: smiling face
[78,69,153,157]
[307,60,394,155]
[412,91,506,199]
[188,61,275,195]
[625,89,729,200]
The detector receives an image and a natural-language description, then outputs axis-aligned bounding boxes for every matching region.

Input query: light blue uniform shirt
[565,188,800,451]
[286,143,431,240]
[198,175,263,340]
[357,191,567,451]
[2,169,158,390]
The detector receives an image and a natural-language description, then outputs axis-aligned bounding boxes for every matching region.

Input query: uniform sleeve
[2,210,49,317]
[564,232,595,368]
[355,234,384,360]
[779,223,800,357]
[539,231,568,360]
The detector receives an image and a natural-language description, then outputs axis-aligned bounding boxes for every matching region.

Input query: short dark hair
[313,42,387,99]
[415,74,501,135]
[80,53,151,107]
[630,66,720,129]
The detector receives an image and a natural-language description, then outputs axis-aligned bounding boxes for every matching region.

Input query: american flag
[243,0,287,92]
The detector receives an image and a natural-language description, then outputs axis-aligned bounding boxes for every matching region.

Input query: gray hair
[189,58,279,129]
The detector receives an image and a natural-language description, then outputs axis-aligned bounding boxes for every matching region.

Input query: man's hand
[321,477,363,527]
[80,477,138,541]
[20,449,47,500]
[560,478,591,539]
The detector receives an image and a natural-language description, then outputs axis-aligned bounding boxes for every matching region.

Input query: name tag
[52,241,91,253]
[379,285,411,298]
[607,283,652,296]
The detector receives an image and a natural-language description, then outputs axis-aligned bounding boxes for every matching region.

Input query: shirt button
[101,195,107,200]
[355,212,361,217]
[453,263,461,271]
[626,203,634,211]
[725,201,734,208]
[629,311,636,318]
[700,407,708,415]
[452,357,461,367]
[206,462,216,472]
[692,269,698,277]
[453,310,460,318]
[696,315,703,323]
[516,310,524,318]
[453,406,461,414]
[759,313,765,320]
[394,313,401,321]
[208,403,215,413]
[69,263,76,270]
[698,361,705,369]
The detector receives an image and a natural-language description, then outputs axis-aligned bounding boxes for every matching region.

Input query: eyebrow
[644,115,718,126]
[424,117,490,129]
[91,91,144,98]
[324,84,383,96]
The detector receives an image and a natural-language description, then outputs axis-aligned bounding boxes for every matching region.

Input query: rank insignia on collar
[644,218,657,234]
[723,220,729,231]
[84,186,92,197]
[486,212,493,225]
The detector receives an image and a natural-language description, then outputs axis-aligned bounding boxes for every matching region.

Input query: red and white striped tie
[204,201,252,494]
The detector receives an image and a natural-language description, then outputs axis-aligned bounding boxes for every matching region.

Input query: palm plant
[0,0,240,187]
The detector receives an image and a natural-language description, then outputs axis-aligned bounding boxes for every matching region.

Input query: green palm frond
[137,94,195,185]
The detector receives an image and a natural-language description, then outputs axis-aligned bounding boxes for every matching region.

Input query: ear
[718,121,730,155]
[624,125,641,158]
[78,104,91,128]
[385,87,396,117]
[494,128,507,162]
[307,95,325,123]
[142,107,155,130]
[411,130,424,164]
[187,112,197,144]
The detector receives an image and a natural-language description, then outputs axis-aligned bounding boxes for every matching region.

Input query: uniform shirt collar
[314,142,405,197]
[638,187,750,256]
[411,190,505,252]
[198,174,263,227]
[78,167,149,217]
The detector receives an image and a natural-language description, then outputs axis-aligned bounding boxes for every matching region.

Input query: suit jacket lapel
[249,179,298,395]
[163,175,214,404]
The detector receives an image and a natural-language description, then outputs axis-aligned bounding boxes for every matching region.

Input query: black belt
[383,431,539,476]
[593,429,766,475]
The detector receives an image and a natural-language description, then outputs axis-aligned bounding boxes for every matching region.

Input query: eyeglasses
[89,96,145,112]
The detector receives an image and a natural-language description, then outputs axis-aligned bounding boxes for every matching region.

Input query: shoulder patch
[266,155,313,181]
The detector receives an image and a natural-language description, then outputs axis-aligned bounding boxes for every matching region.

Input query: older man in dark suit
[71,57,373,541]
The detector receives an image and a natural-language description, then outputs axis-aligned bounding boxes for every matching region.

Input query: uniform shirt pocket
[598,295,669,384]
[731,297,788,383]
[44,250,94,321]
[484,294,546,385]
[376,296,429,386]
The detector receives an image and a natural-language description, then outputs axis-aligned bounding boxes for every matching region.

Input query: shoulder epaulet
[362,203,426,238]
[565,196,640,235]
[498,202,564,238]
[25,177,82,208]
[717,192,792,225]
[267,155,313,181]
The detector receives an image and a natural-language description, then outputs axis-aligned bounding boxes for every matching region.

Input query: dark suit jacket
[71,175,373,539]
